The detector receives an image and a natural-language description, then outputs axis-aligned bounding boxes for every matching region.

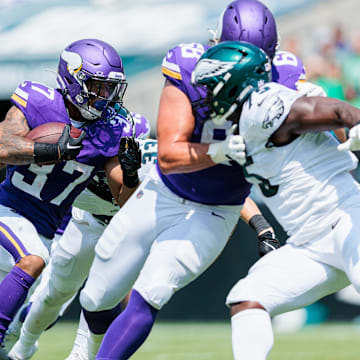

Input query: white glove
[338,123,360,151]
[207,126,246,165]
[296,81,327,97]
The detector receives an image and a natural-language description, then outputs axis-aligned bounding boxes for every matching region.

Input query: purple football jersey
[55,209,72,235]
[271,51,306,90]
[131,112,151,139]
[0,81,134,238]
[160,43,251,205]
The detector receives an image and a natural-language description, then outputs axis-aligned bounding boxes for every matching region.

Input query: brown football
[26,122,82,143]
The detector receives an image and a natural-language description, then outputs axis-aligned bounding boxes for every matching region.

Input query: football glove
[57,125,86,160]
[258,230,281,257]
[207,125,246,165]
[118,136,142,188]
[34,125,85,164]
[338,123,360,152]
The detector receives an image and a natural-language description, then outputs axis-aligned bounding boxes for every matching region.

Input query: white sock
[231,309,274,360]
[16,289,61,353]
[11,326,39,357]
[88,331,104,360]
[65,311,88,360]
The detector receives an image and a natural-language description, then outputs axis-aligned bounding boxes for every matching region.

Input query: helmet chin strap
[70,118,87,129]
[76,103,102,121]
[68,103,102,128]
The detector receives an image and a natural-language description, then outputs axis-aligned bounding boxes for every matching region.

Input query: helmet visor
[86,77,127,111]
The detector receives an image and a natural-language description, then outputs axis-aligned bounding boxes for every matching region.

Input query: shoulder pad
[11,81,64,129]
[161,43,208,85]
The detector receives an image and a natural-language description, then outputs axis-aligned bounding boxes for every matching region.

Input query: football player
[7,121,152,360]
[75,1,299,359]
[0,39,139,360]
[192,41,360,360]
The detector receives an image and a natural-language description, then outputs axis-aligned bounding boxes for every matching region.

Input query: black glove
[34,125,85,164]
[57,125,86,160]
[118,136,141,188]
[258,231,280,257]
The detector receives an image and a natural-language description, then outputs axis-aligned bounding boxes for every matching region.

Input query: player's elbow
[157,146,180,174]
[157,154,174,175]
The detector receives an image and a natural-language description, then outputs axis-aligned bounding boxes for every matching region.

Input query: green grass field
[32,321,360,360]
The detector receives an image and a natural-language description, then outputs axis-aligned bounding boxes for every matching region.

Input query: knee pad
[49,245,82,297]
[79,270,112,312]
[80,290,98,313]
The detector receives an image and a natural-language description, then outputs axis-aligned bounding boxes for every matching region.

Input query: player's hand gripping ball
[27,122,85,164]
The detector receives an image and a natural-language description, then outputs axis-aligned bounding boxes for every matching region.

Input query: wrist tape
[34,143,59,164]
[123,172,139,188]
[249,214,271,236]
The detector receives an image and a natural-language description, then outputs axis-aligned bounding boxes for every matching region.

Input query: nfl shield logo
[136,190,144,199]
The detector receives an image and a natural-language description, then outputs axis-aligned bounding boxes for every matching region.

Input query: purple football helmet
[212,0,278,59]
[57,39,127,122]
[272,51,306,90]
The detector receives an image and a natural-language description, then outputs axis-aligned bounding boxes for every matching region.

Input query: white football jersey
[240,82,359,245]
[73,139,158,216]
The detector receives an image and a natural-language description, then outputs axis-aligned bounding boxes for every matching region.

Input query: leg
[96,202,240,359]
[227,244,350,360]
[0,208,49,347]
[332,207,360,293]
[80,176,161,313]
[0,263,38,345]
[80,177,162,358]
[95,290,157,360]
[11,209,104,359]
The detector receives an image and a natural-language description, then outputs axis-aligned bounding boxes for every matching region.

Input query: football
[26,122,82,143]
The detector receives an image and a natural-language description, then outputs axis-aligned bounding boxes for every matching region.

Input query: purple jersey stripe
[0,221,30,263]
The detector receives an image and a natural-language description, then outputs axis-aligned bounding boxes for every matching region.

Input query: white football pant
[81,167,242,311]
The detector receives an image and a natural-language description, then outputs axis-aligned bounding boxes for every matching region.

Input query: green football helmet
[191,41,272,125]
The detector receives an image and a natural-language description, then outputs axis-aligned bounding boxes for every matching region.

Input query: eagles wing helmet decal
[192,59,236,83]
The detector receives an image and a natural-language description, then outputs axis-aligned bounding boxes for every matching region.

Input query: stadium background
[1,0,360,330]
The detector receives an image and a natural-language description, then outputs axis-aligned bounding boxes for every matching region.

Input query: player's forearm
[0,136,35,164]
[334,101,360,130]
[296,97,360,133]
[241,197,273,236]
[240,197,262,224]
[116,184,138,207]
[275,97,360,145]
[157,141,216,175]
[0,105,35,164]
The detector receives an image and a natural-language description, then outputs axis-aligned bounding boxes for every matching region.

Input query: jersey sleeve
[240,83,301,148]
[161,43,207,96]
[10,81,64,129]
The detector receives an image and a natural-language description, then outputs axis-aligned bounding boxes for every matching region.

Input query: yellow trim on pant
[0,224,26,258]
